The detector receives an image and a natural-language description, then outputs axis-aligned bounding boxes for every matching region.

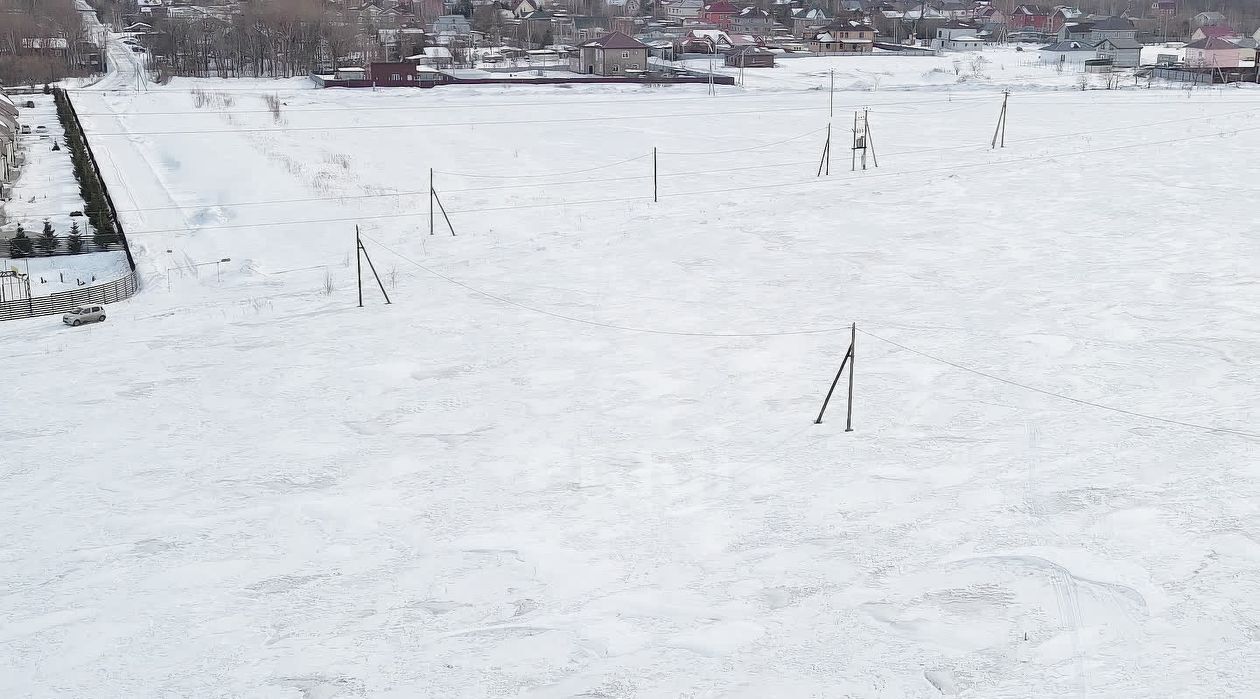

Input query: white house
[1038,40,1097,65]
[665,0,703,20]
[932,20,983,50]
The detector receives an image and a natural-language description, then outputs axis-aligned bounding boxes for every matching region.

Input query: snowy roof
[688,29,732,43]
[1040,40,1095,51]
[424,47,453,58]
[1185,36,1245,50]
[948,35,984,42]
[736,6,771,18]
[1090,16,1134,30]
[702,1,739,12]
[1097,37,1140,49]
[1196,25,1238,39]
[581,32,648,49]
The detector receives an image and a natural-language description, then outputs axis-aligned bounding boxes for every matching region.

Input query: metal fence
[0,267,138,321]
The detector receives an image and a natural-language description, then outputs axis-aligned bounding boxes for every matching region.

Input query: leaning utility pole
[991,90,1009,149]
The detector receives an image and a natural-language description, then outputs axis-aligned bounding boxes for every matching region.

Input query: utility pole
[652,147,658,202]
[813,322,856,431]
[355,225,363,308]
[991,89,1009,149]
[829,68,835,117]
[429,167,434,235]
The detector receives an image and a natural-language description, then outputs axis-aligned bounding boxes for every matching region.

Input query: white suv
[63,305,106,326]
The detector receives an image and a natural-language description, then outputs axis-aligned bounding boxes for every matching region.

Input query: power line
[360,234,853,338]
[43,118,1260,239]
[65,90,992,115]
[66,95,1004,136]
[857,328,1260,441]
[435,153,650,179]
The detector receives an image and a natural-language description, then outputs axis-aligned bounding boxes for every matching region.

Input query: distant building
[1193,11,1227,27]
[1088,16,1137,42]
[1009,4,1053,31]
[933,20,982,50]
[809,22,875,53]
[571,32,649,75]
[730,6,774,34]
[1190,24,1239,42]
[725,45,775,66]
[1150,0,1176,18]
[1184,36,1245,66]
[1094,37,1141,67]
[665,0,703,20]
[699,1,740,29]
[1038,39,1096,64]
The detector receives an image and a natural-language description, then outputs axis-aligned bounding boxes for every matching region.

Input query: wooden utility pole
[429,167,435,235]
[992,90,1009,149]
[653,147,658,202]
[829,68,835,117]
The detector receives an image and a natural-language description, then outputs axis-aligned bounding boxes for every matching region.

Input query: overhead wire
[358,233,853,338]
[87,118,1260,239]
[857,328,1260,441]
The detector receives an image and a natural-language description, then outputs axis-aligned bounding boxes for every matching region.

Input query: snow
[5,26,1260,698]
[2,95,87,242]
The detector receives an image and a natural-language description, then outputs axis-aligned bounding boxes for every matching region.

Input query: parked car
[63,305,106,326]
[130,45,145,53]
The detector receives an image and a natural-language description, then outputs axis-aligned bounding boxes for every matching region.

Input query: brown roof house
[725,45,776,67]
[571,32,650,76]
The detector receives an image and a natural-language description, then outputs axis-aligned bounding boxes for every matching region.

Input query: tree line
[0,0,97,85]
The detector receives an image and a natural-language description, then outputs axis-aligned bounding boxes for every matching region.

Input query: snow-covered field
[3,41,1260,697]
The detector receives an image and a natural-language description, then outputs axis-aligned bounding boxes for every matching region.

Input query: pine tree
[37,220,57,255]
[9,225,33,258]
[67,221,84,254]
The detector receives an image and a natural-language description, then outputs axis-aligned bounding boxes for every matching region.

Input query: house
[809,22,876,53]
[666,0,704,20]
[1087,16,1136,41]
[1094,37,1141,66]
[410,46,454,67]
[1038,39,1096,64]
[1150,0,1176,18]
[511,0,540,17]
[932,20,982,50]
[974,7,1005,25]
[1184,36,1244,67]
[731,6,775,34]
[1190,24,1239,42]
[1050,6,1081,32]
[556,16,609,44]
[1009,4,1053,31]
[725,44,775,66]
[1193,11,1227,27]
[793,7,831,36]
[699,1,740,29]
[678,28,733,52]
[1057,21,1092,41]
[571,32,649,75]
[430,14,472,36]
